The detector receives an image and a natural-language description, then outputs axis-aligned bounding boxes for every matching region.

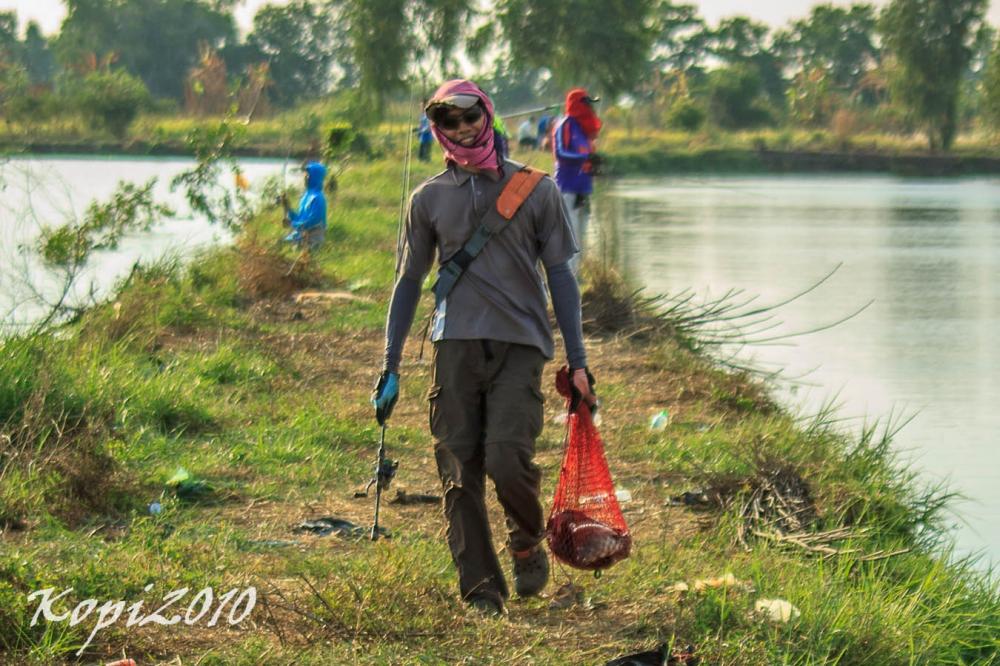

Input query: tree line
[1,0,1000,150]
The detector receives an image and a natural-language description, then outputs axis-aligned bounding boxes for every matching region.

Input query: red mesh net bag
[546,366,632,570]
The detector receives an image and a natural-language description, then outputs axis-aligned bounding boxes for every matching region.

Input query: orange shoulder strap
[497,167,546,220]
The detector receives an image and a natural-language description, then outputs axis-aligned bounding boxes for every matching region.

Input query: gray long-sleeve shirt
[382,159,588,373]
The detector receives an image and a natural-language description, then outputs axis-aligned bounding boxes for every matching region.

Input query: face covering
[427,79,499,173]
[565,88,602,139]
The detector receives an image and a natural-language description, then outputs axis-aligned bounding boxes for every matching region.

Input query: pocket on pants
[427,384,443,436]
[488,381,544,445]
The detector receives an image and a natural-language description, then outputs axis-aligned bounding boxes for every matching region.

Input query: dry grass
[237,234,322,300]
[0,373,126,529]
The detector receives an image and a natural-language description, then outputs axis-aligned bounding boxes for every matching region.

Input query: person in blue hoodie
[282,161,328,249]
[416,102,435,162]
[553,88,602,275]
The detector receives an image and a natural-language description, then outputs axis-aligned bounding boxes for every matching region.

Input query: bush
[4,89,63,125]
[74,69,151,139]
[0,61,30,121]
[236,233,319,300]
[0,335,124,527]
[325,122,372,162]
[983,37,1000,132]
[705,65,774,130]
[667,99,707,132]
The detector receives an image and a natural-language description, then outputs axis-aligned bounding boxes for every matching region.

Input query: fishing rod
[367,422,398,541]
[364,86,419,541]
[498,102,562,122]
[394,88,417,278]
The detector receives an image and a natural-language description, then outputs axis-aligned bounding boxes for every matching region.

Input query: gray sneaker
[512,546,549,597]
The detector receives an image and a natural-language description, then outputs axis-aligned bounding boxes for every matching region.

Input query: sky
[3,0,1000,37]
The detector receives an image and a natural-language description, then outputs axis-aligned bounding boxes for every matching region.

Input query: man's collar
[448,162,474,185]
[448,161,503,185]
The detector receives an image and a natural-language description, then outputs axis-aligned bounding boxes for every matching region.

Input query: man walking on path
[552,88,603,275]
[371,79,597,617]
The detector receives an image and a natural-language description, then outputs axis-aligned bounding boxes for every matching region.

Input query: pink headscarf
[427,79,499,173]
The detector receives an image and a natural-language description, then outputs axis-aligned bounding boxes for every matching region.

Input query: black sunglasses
[434,105,485,130]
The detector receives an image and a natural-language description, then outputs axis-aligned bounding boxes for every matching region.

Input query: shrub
[831,109,858,148]
[667,99,707,132]
[325,121,372,164]
[705,65,774,130]
[983,37,1000,132]
[0,335,124,527]
[74,69,151,139]
[236,233,319,300]
[0,61,30,121]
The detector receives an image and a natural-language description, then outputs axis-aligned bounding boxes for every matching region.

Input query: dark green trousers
[429,339,546,601]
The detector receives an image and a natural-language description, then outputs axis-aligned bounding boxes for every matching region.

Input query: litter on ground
[692,572,745,591]
[292,290,368,304]
[754,598,801,623]
[293,516,390,539]
[389,489,441,505]
[165,467,212,501]
[606,643,699,665]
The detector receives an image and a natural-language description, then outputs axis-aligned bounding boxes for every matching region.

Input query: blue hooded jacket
[288,162,327,231]
[552,116,593,195]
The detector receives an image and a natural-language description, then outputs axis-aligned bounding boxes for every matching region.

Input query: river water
[601,174,1000,565]
[0,155,285,330]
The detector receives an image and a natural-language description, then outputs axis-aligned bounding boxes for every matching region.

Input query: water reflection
[1,155,284,331]
[603,175,1000,564]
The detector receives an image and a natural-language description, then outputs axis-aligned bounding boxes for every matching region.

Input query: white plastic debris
[650,410,670,431]
[615,489,632,503]
[147,501,162,516]
[755,598,801,623]
[693,572,741,591]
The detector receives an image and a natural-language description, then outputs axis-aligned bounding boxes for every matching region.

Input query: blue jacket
[537,114,550,138]
[553,116,593,195]
[417,115,433,144]
[288,162,327,231]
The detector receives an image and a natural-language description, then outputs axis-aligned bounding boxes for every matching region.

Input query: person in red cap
[552,88,603,275]
[371,79,597,617]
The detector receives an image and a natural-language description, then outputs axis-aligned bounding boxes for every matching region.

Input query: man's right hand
[371,371,399,425]
[569,367,597,414]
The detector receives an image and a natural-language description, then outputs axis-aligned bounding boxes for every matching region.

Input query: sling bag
[432,165,546,306]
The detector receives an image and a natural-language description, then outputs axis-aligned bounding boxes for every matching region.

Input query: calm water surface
[1,155,285,329]
[602,174,1000,564]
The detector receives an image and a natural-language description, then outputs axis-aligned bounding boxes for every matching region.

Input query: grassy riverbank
[2,148,1000,665]
[3,105,1000,175]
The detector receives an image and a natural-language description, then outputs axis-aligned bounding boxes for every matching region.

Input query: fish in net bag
[546,366,632,570]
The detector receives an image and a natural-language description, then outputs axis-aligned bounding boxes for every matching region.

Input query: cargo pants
[429,339,546,602]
